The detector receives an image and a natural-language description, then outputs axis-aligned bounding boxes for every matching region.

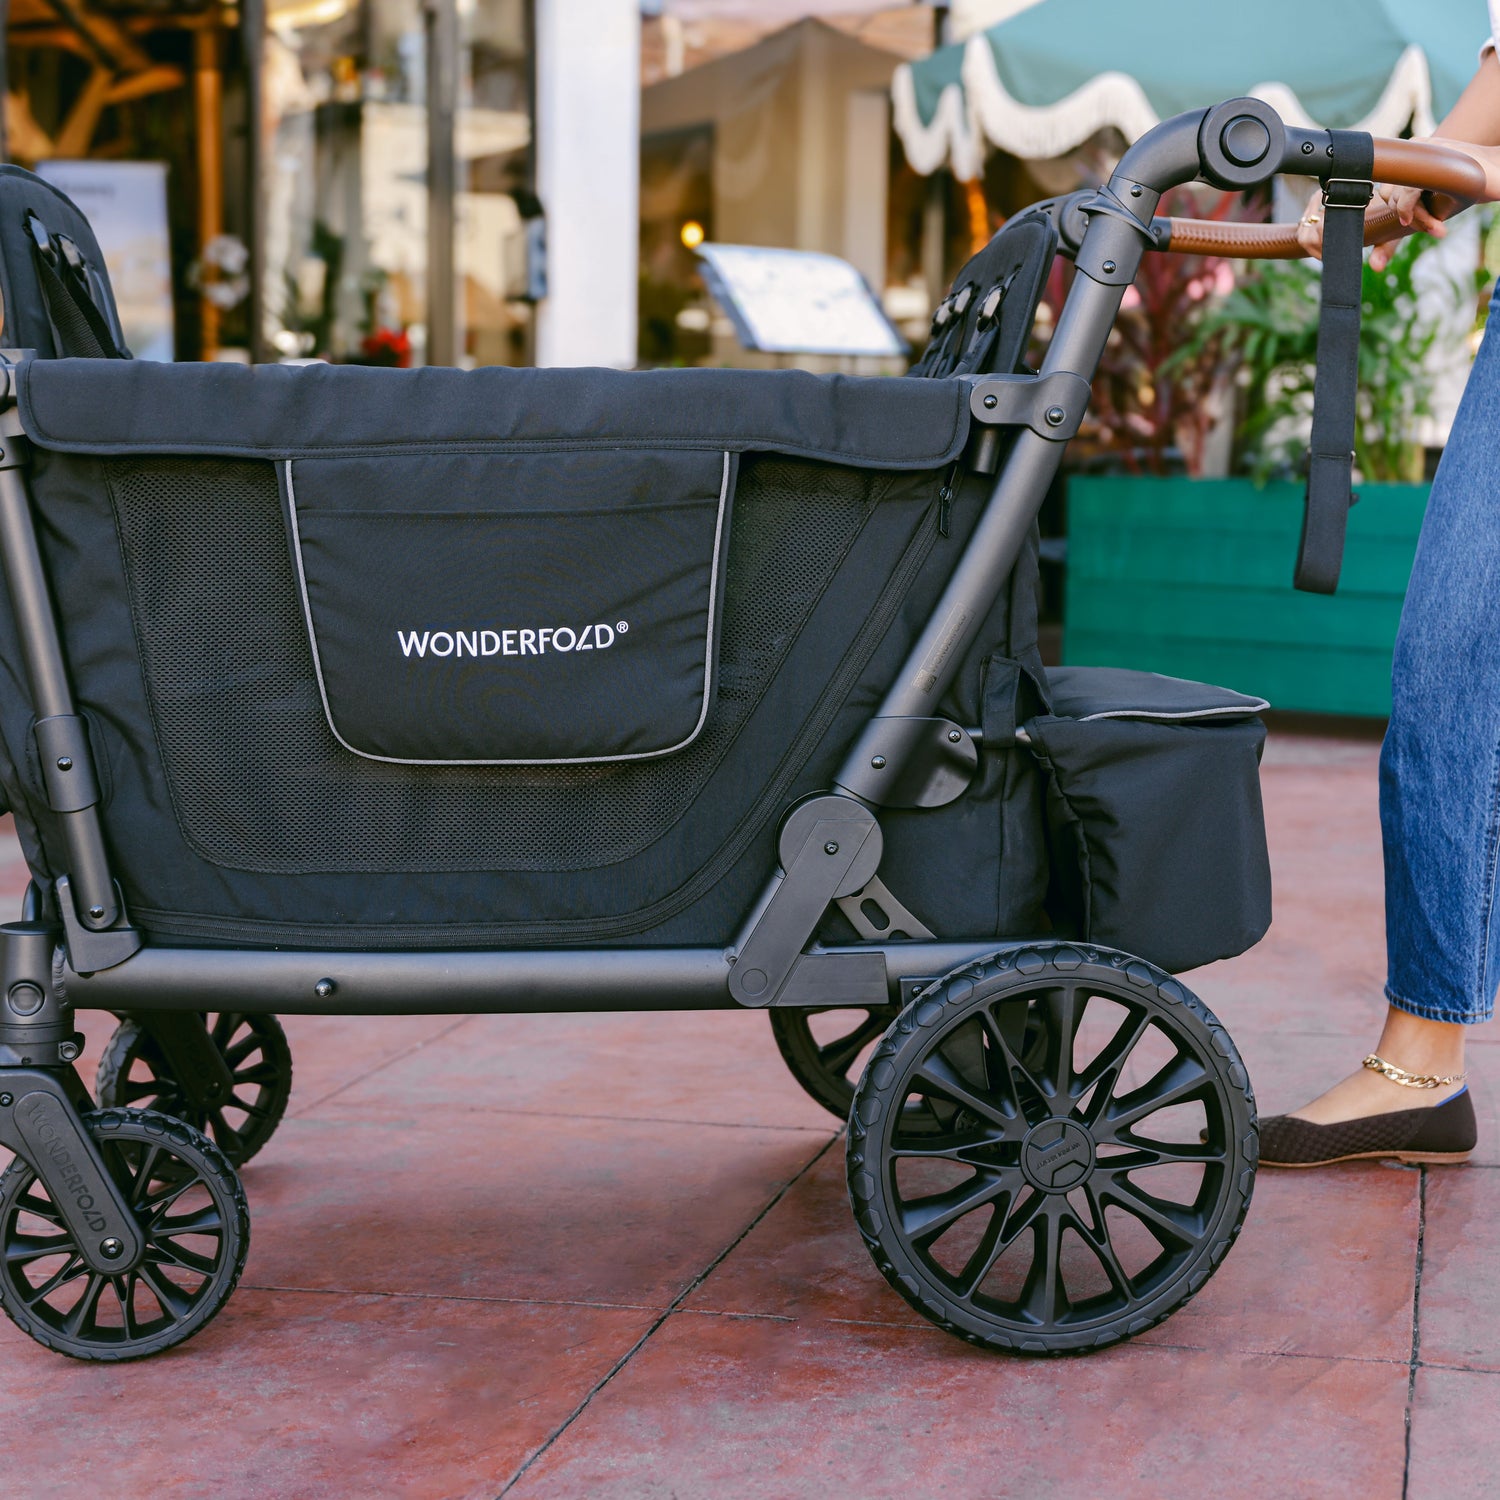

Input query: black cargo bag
[2,357,1006,950]
[1026,666,1272,973]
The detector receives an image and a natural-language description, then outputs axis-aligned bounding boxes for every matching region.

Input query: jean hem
[1385,984,1492,1027]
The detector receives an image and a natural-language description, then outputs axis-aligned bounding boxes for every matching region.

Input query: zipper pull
[937,461,958,536]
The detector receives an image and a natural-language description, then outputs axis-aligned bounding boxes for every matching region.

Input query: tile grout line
[309,1099,835,1135]
[1401,1165,1428,1500]
[237,1281,661,1314]
[494,1131,842,1499]
[285,1014,479,1118]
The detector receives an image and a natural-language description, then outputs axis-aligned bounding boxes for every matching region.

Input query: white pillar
[535,0,641,369]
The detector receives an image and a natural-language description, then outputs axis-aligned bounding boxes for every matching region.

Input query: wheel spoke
[1070,1186,1136,1300]
[232,1062,281,1089]
[127,1144,164,1206]
[110,1275,137,1342]
[139,1263,194,1320]
[952,1186,1042,1298]
[210,1013,241,1048]
[139,1173,199,1220]
[4,1233,76,1267]
[122,1078,166,1104]
[61,1273,107,1337]
[975,1007,1047,1120]
[209,1111,247,1158]
[1097,1174,1202,1251]
[1101,1054,1214,1135]
[151,1236,220,1272]
[889,1126,1013,1164]
[909,1052,1018,1133]
[15,1189,65,1227]
[1036,984,1084,1100]
[221,1036,263,1070]
[1075,1008,1151,1115]
[815,1013,889,1080]
[1017,1203,1069,1326]
[157,1204,224,1239]
[898,1171,1012,1245]
[20,1253,87,1307]
[149,1239,219,1276]
[1101,1137,1227,1170]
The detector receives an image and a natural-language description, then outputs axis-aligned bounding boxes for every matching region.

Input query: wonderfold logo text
[396,623,625,659]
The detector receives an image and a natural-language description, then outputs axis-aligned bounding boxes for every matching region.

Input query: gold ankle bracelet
[1361,1053,1467,1090]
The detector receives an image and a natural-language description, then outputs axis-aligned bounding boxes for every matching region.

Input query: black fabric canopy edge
[17,359,972,471]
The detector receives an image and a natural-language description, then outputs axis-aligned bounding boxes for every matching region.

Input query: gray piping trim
[283,451,733,767]
[1073,700,1270,723]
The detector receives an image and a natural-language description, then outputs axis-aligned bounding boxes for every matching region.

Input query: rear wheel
[847,945,1257,1353]
[97,1012,293,1166]
[769,1006,900,1119]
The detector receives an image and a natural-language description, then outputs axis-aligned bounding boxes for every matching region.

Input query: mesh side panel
[106,453,882,874]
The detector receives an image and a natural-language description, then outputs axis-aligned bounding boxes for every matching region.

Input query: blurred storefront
[640,16,915,369]
[3,0,639,366]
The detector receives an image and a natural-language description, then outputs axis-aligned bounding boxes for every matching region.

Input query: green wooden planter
[1063,475,1429,717]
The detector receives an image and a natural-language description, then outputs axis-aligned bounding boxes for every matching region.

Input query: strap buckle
[1322,177,1374,210]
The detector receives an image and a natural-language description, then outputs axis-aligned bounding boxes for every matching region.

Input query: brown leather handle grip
[1371,137,1488,199]
[1157,135,1486,260]
[1160,205,1403,260]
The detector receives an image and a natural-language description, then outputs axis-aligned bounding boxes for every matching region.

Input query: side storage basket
[1026,666,1272,973]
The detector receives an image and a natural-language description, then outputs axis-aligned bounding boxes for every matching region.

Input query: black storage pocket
[1026,667,1272,973]
[285,448,734,764]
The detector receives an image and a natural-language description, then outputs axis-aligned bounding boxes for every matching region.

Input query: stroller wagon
[0,101,1480,1361]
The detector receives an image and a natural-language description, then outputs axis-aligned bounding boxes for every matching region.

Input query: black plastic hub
[1019,1118,1096,1194]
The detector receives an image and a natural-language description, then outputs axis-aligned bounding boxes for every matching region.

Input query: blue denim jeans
[1381,323,1500,1025]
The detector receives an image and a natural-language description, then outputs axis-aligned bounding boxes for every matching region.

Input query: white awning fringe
[894,39,1439,176]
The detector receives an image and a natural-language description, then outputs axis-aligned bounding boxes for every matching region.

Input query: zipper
[937,462,958,537]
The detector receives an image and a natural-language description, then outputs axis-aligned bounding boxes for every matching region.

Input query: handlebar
[1157,136,1486,261]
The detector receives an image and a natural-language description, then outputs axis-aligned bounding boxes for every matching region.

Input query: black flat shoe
[1259,1088,1477,1168]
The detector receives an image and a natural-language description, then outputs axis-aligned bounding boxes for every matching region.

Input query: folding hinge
[728,796,882,1008]
[55,876,140,975]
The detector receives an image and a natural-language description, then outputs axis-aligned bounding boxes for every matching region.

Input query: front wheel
[96,1012,292,1166]
[847,945,1256,1354]
[0,1108,250,1361]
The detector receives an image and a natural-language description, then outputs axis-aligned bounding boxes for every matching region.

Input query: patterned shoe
[1259,1088,1477,1168]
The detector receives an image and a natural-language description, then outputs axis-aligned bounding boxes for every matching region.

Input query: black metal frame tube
[835,429,1067,800]
[0,422,117,928]
[62,939,1008,1015]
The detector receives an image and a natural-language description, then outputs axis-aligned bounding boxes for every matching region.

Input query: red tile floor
[0,724,1495,1499]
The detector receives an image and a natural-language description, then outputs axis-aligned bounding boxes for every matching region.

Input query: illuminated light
[679,220,705,249]
[269,0,351,28]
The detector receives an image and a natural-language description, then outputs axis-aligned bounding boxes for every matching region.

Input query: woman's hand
[1293,183,1449,264]
[1368,184,1453,271]
[1295,137,1500,268]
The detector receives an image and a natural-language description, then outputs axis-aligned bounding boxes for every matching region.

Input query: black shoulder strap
[1295,130,1373,594]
